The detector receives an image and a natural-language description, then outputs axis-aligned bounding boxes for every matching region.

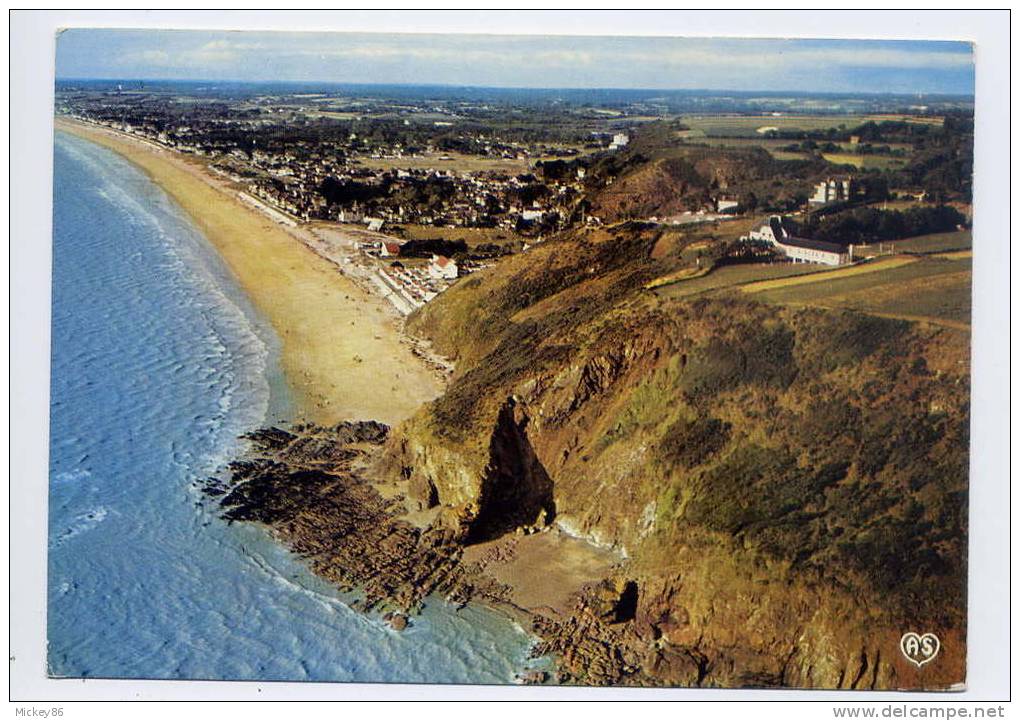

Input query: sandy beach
[56,119,442,427]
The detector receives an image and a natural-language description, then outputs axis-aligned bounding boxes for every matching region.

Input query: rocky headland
[206,215,968,691]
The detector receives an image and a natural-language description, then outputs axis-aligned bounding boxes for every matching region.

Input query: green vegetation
[886,229,971,253]
[799,205,966,245]
[393,121,971,651]
[751,255,971,326]
[677,114,937,138]
[653,262,826,298]
[821,152,907,170]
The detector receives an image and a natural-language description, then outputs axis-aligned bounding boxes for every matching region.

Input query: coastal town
[56,83,972,318]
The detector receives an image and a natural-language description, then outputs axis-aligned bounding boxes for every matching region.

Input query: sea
[47,131,539,684]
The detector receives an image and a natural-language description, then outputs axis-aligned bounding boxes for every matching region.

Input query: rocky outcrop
[203,422,511,614]
[468,398,555,543]
[211,208,970,689]
[383,222,969,689]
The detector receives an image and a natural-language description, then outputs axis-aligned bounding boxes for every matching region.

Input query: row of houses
[371,254,461,313]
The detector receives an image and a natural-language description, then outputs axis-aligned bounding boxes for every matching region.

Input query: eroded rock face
[468,398,556,543]
[202,422,508,614]
[383,292,969,688]
[209,248,969,689]
[205,419,966,689]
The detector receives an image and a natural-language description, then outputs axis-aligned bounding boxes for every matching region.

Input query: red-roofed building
[379,240,403,258]
[428,254,459,280]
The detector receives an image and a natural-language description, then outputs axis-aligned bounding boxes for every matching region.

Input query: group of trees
[799,205,966,245]
[781,114,975,203]
[397,238,469,259]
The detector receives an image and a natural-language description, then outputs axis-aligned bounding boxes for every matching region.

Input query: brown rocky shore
[202,421,661,686]
[204,404,967,689]
[199,223,969,690]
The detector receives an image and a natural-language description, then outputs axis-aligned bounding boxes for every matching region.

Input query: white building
[809,177,854,206]
[428,254,459,280]
[609,133,630,150]
[716,197,740,213]
[745,216,851,266]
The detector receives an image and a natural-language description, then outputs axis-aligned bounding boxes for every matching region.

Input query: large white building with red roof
[428,254,459,280]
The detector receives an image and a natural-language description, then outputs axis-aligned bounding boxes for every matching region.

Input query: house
[609,133,630,150]
[379,240,403,258]
[428,254,459,280]
[809,177,855,206]
[716,197,740,213]
[745,216,852,266]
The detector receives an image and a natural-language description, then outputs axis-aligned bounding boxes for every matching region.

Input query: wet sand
[462,529,622,617]
[57,119,442,426]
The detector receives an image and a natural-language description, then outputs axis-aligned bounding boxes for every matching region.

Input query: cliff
[381,220,969,688]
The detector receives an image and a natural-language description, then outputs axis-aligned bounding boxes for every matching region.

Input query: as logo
[900,632,940,668]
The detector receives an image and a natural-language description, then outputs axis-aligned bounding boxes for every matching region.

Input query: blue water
[47,132,538,683]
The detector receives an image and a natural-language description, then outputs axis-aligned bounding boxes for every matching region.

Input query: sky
[55,30,975,95]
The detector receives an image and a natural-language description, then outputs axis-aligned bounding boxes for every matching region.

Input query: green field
[749,256,971,327]
[676,134,913,166]
[678,114,942,139]
[884,230,972,254]
[821,152,908,170]
[653,262,826,299]
[654,249,971,329]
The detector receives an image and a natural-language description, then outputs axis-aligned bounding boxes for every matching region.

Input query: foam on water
[48,132,537,683]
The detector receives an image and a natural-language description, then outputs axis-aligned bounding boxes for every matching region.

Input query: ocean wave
[49,506,111,549]
[51,469,92,485]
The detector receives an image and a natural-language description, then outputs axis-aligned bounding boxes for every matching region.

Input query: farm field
[748,255,971,327]
[766,150,807,160]
[739,256,917,293]
[653,262,826,299]
[301,110,366,120]
[676,134,914,167]
[885,230,972,254]
[677,113,942,138]
[821,152,908,169]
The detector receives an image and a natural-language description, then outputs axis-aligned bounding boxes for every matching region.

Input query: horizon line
[54,77,976,100]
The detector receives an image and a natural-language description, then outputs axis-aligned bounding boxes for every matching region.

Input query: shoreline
[55,118,443,428]
[57,117,634,685]
[206,420,630,685]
